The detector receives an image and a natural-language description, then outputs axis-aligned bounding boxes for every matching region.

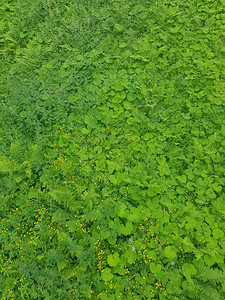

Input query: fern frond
[195,261,225,284]
[169,270,183,294]
[57,259,68,272]
[50,187,79,211]
[182,279,221,300]
[52,209,67,224]
[10,141,24,163]
[62,266,76,279]
[0,156,15,173]
[195,282,221,300]
[182,280,198,299]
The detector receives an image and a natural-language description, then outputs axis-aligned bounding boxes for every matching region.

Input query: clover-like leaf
[164,246,177,260]
[101,268,113,281]
[107,252,120,267]
[119,221,133,235]
[182,263,197,280]
[113,81,125,91]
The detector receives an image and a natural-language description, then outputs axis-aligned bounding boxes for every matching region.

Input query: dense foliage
[0,0,225,299]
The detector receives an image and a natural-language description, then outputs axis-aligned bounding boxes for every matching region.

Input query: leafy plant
[0,0,224,299]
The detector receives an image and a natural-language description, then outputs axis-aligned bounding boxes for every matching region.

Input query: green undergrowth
[0,0,225,299]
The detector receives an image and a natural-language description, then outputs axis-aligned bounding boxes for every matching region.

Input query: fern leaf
[10,141,24,163]
[57,259,68,272]
[0,156,15,173]
[183,279,221,300]
[182,280,198,299]
[195,282,221,300]
[62,266,76,279]
[50,187,79,211]
[195,261,225,284]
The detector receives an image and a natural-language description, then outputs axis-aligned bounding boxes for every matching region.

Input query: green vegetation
[1,0,225,299]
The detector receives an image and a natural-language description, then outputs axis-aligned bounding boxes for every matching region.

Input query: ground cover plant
[0,0,225,299]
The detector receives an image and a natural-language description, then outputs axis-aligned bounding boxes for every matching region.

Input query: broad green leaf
[127,207,141,223]
[119,43,127,48]
[147,250,156,261]
[101,268,113,281]
[182,263,197,279]
[114,24,124,32]
[107,234,117,245]
[164,246,177,259]
[84,115,98,128]
[107,252,120,267]
[117,203,127,218]
[119,221,133,235]
[213,228,224,239]
[113,81,125,91]
[81,127,90,134]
